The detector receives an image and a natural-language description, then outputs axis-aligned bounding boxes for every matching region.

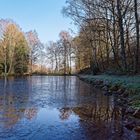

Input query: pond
[0,76,136,140]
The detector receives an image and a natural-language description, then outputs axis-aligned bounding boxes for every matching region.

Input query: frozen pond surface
[0,76,136,140]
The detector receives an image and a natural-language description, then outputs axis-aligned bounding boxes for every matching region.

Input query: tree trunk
[64,42,67,75]
[111,1,120,68]
[105,8,110,67]
[117,0,127,71]
[4,48,7,77]
[134,0,140,73]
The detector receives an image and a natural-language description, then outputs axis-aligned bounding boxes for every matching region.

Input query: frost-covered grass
[80,74,140,91]
[79,74,140,109]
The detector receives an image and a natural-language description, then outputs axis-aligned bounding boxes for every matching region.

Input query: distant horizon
[0,0,77,43]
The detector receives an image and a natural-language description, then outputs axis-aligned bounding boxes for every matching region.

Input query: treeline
[46,31,75,74]
[60,0,140,74]
[0,19,43,76]
[1,0,139,76]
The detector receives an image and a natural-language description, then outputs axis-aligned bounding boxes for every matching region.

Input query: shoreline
[0,74,76,78]
[78,74,140,136]
[78,74,140,108]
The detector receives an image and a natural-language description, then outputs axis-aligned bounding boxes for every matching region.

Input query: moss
[131,100,140,109]
[129,92,140,109]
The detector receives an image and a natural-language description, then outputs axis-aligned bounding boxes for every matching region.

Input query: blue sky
[0,0,77,43]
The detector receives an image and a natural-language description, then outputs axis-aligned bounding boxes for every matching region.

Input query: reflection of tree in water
[24,108,38,120]
[59,107,72,120]
[57,94,125,139]
[72,80,125,139]
[72,105,124,139]
[55,76,125,138]
[73,105,121,123]
[0,77,38,128]
[46,76,77,106]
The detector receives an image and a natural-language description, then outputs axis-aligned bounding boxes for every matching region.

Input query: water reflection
[0,77,32,129]
[0,76,137,140]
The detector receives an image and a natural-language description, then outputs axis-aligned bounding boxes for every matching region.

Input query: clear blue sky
[0,0,76,43]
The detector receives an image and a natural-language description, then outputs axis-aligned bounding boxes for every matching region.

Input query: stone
[125,107,135,115]
[117,99,121,102]
[109,85,119,92]
[104,91,112,96]
[98,85,103,88]
[104,81,110,87]
[122,91,129,98]
[102,86,108,91]
[95,80,103,85]
[125,121,136,130]
[134,126,140,134]
[133,110,140,119]
[121,98,128,104]
[117,88,125,95]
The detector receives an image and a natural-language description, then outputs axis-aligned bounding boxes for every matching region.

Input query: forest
[61,0,140,75]
[0,19,44,76]
[0,0,140,76]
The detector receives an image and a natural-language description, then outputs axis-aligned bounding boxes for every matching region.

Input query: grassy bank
[79,74,140,109]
